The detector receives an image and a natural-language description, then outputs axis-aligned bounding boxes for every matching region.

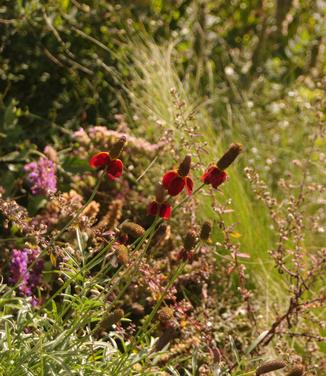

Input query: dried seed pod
[183,230,197,252]
[155,183,167,203]
[178,155,192,177]
[110,136,126,159]
[115,244,129,265]
[217,143,243,170]
[158,307,174,323]
[121,222,145,238]
[256,360,286,376]
[287,365,304,376]
[98,308,124,331]
[200,221,212,241]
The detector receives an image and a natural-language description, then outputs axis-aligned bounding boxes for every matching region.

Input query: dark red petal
[89,152,110,169]
[147,201,159,216]
[201,166,216,184]
[159,203,172,220]
[167,176,185,196]
[211,169,227,188]
[185,177,193,195]
[162,170,178,189]
[107,159,123,180]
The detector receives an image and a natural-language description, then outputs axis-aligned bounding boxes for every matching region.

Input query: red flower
[147,183,172,220]
[89,152,123,181]
[162,155,193,196]
[147,201,172,220]
[201,143,243,189]
[201,166,227,189]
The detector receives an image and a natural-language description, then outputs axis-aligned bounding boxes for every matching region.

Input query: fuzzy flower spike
[148,183,172,220]
[89,136,126,181]
[201,143,243,188]
[162,155,193,196]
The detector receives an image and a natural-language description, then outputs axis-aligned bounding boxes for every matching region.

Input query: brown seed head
[200,221,212,241]
[110,135,126,159]
[178,155,191,177]
[100,308,124,330]
[256,360,286,376]
[121,222,145,238]
[155,183,167,203]
[115,244,129,265]
[183,230,198,252]
[287,365,304,376]
[158,307,174,323]
[217,143,243,170]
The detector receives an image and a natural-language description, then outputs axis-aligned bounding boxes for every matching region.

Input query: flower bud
[110,136,126,159]
[217,143,243,170]
[178,155,191,177]
[183,230,197,252]
[200,221,212,241]
[121,222,145,238]
[256,360,286,376]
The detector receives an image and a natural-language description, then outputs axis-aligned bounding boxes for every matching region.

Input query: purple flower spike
[24,157,57,195]
[9,248,44,303]
[9,249,31,296]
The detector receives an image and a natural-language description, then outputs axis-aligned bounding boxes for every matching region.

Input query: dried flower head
[256,360,286,375]
[98,308,124,331]
[183,230,198,252]
[109,135,127,159]
[121,222,145,238]
[200,221,212,241]
[115,244,129,265]
[158,307,174,323]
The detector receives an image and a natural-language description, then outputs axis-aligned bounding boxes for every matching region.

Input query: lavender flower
[24,157,57,195]
[28,249,44,289]
[9,249,31,296]
[9,248,44,300]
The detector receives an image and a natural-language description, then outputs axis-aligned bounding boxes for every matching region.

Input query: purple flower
[9,248,44,301]
[24,157,57,195]
[28,249,44,289]
[9,249,31,296]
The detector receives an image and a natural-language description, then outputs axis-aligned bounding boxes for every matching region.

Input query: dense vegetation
[0,1,325,375]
